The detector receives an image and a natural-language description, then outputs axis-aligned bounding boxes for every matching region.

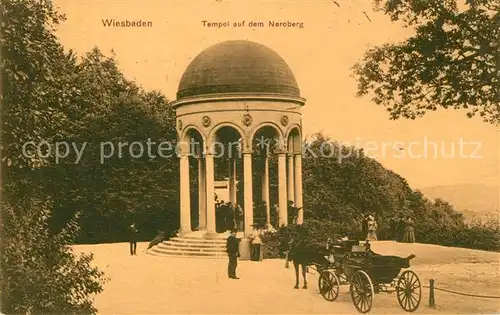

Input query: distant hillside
[419,184,499,216]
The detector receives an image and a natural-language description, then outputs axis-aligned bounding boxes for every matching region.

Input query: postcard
[2,0,499,314]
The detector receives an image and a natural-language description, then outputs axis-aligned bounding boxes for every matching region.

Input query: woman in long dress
[366,215,378,241]
[250,227,262,261]
[403,217,415,243]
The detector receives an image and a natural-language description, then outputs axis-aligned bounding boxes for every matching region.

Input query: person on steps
[236,205,244,232]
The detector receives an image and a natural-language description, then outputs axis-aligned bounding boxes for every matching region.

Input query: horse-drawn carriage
[290,238,422,313]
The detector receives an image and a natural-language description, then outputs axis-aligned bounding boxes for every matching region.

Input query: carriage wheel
[318,270,340,302]
[396,270,421,312]
[349,270,374,313]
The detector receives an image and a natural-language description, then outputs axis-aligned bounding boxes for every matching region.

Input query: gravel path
[74,241,500,314]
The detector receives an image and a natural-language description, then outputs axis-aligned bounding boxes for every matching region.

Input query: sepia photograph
[1,0,499,314]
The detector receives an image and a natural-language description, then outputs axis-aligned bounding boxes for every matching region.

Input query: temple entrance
[213,126,242,233]
[251,125,281,229]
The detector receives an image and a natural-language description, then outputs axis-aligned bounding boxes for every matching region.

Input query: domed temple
[151,40,306,259]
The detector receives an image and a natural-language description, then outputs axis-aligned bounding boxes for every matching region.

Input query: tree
[1,1,106,312]
[353,0,499,124]
[263,132,500,251]
[301,133,412,223]
[43,48,180,242]
[1,0,79,168]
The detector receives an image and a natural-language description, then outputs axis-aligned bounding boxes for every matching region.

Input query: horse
[287,240,332,289]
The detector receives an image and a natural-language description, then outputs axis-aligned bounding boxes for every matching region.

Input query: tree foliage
[1,0,78,168]
[43,49,180,242]
[353,0,499,124]
[1,1,106,313]
[0,194,107,314]
[259,133,499,253]
[302,133,412,223]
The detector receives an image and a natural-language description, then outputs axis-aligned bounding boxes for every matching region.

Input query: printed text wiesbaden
[102,19,153,27]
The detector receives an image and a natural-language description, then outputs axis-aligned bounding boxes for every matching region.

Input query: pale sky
[54,0,499,189]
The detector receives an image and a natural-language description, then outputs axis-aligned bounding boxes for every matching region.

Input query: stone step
[149,247,227,258]
[151,248,227,257]
[156,243,226,253]
[178,231,244,240]
[162,240,226,249]
[181,234,229,240]
[169,237,227,245]
[149,233,242,259]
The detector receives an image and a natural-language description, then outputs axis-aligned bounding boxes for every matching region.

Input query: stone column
[205,153,216,235]
[278,151,288,226]
[198,157,206,230]
[294,153,304,225]
[287,153,295,205]
[231,159,237,204]
[229,158,237,205]
[179,154,191,234]
[243,151,253,236]
[261,154,270,226]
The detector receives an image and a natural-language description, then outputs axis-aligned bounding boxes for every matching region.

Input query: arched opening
[286,126,301,154]
[182,128,204,231]
[286,126,303,225]
[212,125,244,233]
[250,124,283,229]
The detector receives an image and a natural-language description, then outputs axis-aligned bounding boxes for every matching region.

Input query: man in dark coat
[226,228,240,279]
[389,216,397,240]
[225,202,235,231]
[129,222,138,255]
[396,216,405,242]
[361,214,368,240]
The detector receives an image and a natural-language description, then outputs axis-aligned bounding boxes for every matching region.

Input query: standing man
[219,200,227,231]
[389,216,397,240]
[361,214,368,240]
[396,215,405,242]
[129,222,138,255]
[225,202,235,231]
[226,228,240,279]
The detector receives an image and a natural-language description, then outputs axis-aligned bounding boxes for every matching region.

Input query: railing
[425,279,500,308]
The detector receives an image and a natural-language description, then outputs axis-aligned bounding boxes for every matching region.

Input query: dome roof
[177,40,300,99]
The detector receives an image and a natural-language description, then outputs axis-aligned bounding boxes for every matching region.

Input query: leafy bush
[416,215,500,251]
[0,198,107,314]
[261,231,283,259]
